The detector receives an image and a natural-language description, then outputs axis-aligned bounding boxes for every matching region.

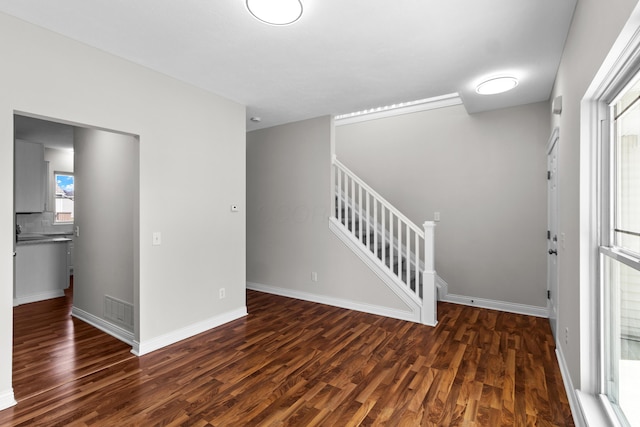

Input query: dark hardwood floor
[2,288,574,426]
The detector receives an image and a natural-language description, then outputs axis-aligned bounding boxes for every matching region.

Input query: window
[54,172,74,223]
[599,74,640,427]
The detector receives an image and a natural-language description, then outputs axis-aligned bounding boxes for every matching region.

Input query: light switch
[152,232,161,246]
[434,212,441,221]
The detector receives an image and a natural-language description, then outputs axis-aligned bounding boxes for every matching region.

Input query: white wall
[0,11,246,408]
[247,116,412,315]
[336,102,550,308]
[550,0,639,390]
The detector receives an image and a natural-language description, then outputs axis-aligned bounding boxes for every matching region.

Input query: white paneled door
[547,129,559,339]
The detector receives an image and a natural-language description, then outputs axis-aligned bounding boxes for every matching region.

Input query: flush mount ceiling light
[246,0,303,25]
[475,76,519,95]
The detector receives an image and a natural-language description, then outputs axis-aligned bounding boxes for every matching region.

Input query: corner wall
[247,116,412,317]
[336,102,550,309]
[0,11,246,408]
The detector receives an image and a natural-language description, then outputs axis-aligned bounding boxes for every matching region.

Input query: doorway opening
[12,113,140,401]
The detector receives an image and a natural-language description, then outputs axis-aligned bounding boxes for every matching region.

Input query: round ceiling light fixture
[475,76,519,95]
[246,0,303,26]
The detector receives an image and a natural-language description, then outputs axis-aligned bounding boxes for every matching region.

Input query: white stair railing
[331,158,437,326]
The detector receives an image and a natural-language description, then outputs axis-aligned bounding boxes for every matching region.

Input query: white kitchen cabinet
[14,242,68,305]
[15,139,45,213]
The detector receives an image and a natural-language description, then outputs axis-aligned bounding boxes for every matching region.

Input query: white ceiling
[0,0,577,131]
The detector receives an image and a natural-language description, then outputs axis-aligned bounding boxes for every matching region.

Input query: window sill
[576,390,623,427]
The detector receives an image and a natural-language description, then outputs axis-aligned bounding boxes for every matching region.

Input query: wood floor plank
[2,289,575,426]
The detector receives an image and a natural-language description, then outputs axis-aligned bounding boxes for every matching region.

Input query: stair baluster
[330,157,437,326]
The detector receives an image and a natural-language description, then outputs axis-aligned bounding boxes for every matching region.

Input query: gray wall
[73,128,137,329]
[0,11,245,404]
[336,102,550,308]
[247,116,411,313]
[551,0,639,389]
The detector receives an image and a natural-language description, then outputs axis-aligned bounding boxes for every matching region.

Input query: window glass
[54,173,74,223]
[603,256,640,427]
[602,76,640,427]
[614,104,640,256]
[615,78,640,119]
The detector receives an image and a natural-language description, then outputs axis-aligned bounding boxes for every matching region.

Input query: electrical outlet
[219,288,226,299]
[434,212,441,221]
[564,327,569,345]
[311,272,318,282]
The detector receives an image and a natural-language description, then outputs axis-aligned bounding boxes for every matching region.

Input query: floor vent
[104,295,134,330]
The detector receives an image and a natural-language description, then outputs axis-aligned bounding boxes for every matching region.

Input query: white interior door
[547,129,559,339]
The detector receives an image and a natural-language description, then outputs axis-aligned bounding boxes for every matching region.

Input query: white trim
[13,289,64,306]
[556,345,587,426]
[546,127,560,154]
[334,180,424,273]
[577,4,640,424]
[331,211,544,319]
[329,216,423,311]
[436,274,449,300]
[247,282,421,323]
[334,160,424,237]
[334,93,462,126]
[131,307,247,356]
[575,392,622,427]
[71,306,135,346]
[547,127,560,331]
[439,292,549,318]
[0,389,16,411]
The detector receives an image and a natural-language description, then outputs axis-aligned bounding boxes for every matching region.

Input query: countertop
[16,233,73,246]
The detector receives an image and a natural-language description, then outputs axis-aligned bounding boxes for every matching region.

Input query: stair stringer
[329,216,423,323]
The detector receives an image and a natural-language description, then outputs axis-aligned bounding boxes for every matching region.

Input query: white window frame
[580,6,640,426]
[54,171,74,224]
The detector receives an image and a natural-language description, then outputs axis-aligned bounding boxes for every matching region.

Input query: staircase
[329,157,437,326]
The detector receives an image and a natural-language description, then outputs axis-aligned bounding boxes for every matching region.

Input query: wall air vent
[104,295,134,331]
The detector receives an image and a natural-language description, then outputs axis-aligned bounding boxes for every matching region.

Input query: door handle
[548,249,557,255]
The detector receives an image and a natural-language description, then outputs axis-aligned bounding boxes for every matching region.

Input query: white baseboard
[247,282,421,323]
[556,346,586,427]
[13,289,65,306]
[132,307,247,356]
[71,306,135,347]
[439,292,549,318]
[0,389,16,411]
[436,274,448,300]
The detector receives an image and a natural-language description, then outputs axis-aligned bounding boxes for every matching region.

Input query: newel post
[422,221,437,326]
